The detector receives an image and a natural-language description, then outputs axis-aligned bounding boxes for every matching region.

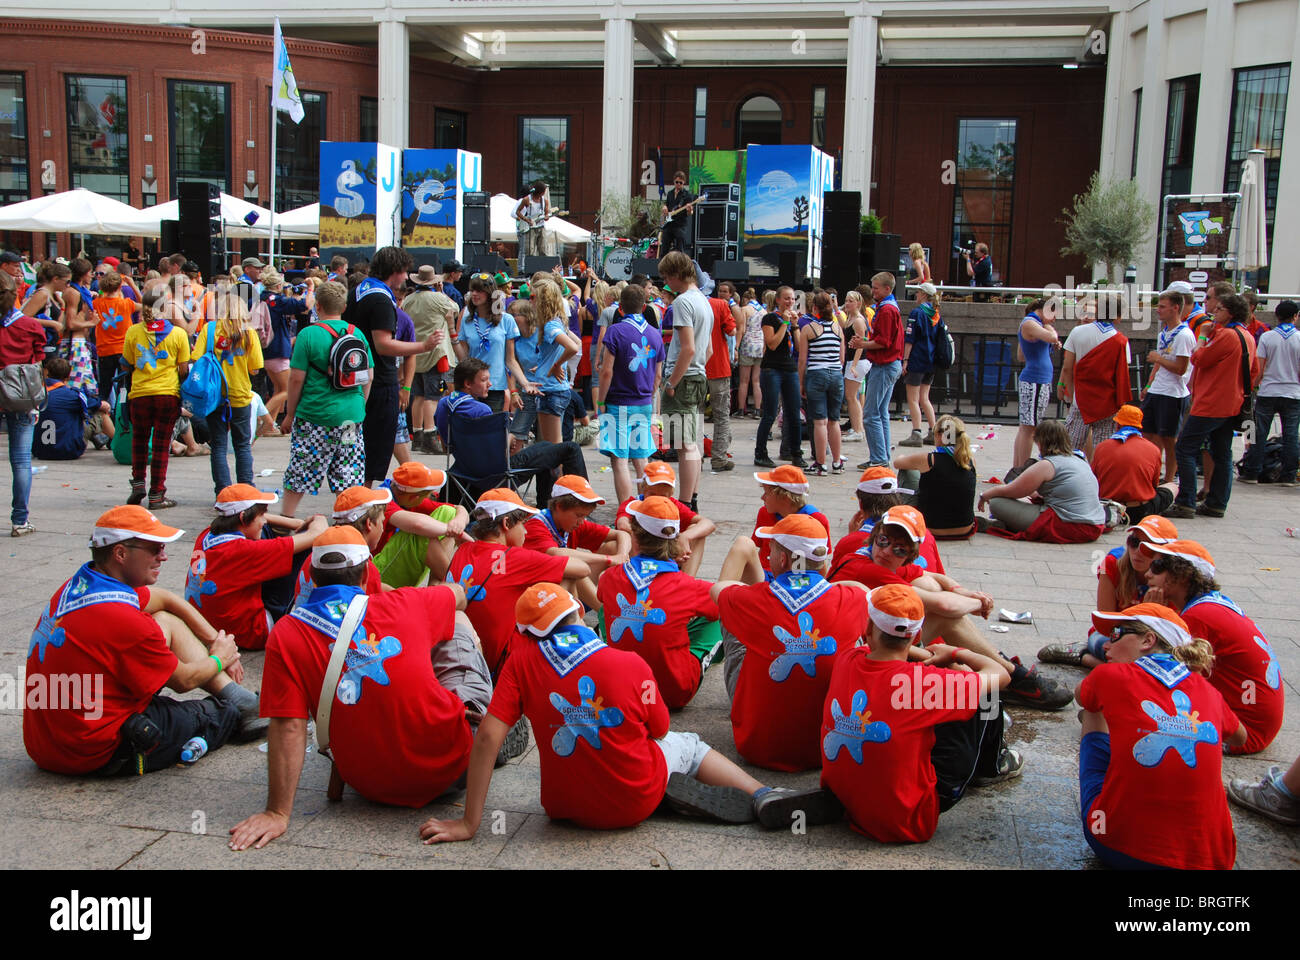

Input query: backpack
[1238,440,1284,483]
[311,322,372,390]
[180,323,230,419]
[932,314,955,370]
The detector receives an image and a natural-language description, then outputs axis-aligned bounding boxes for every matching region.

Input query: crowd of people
[6,243,1296,868]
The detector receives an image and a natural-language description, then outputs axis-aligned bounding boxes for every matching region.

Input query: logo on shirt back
[185,551,218,607]
[450,564,487,602]
[548,675,624,755]
[822,689,891,763]
[134,342,168,371]
[769,610,837,682]
[28,608,68,663]
[628,337,656,372]
[1254,635,1281,689]
[334,632,402,705]
[609,587,667,643]
[100,306,126,332]
[1132,689,1219,768]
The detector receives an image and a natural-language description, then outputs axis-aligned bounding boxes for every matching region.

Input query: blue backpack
[180,322,230,419]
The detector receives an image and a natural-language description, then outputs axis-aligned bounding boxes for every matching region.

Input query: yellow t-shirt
[192,322,264,408]
[123,323,191,399]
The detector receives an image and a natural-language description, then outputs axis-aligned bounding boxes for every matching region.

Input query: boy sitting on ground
[751,465,830,573]
[372,461,470,588]
[34,356,112,459]
[833,467,944,573]
[292,487,396,606]
[522,474,632,612]
[613,461,715,577]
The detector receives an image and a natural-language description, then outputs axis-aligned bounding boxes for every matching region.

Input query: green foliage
[1059,173,1156,283]
[598,191,659,241]
[860,212,883,235]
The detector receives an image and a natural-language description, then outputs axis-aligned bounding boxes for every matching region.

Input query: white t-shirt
[1257,324,1300,399]
[1149,322,1197,399]
[1063,320,1115,361]
[664,287,713,379]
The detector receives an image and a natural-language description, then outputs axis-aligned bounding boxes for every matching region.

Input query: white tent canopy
[274,202,319,236]
[0,188,159,236]
[491,193,591,245]
[141,193,317,239]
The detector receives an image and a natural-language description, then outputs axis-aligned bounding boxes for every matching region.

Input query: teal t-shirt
[289,318,373,428]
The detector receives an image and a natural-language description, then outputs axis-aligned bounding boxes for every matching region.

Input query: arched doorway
[736,95,782,147]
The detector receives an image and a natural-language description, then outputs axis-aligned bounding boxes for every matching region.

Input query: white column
[601,17,635,205]
[1133,0,1167,286]
[841,13,877,213]
[378,18,410,148]
[1266,12,1300,293]
[1096,9,1129,183]
[1189,1,1234,193]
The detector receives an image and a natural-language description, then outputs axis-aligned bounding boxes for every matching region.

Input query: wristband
[400,386,411,392]
[209,653,223,672]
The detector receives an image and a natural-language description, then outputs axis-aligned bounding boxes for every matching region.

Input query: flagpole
[269,109,277,269]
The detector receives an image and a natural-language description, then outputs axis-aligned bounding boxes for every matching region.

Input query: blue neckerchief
[857,516,877,535]
[1184,591,1243,617]
[936,445,955,457]
[145,317,175,341]
[446,391,476,413]
[624,312,648,334]
[1093,320,1114,332]
[1187,306,1206,323]
[1072,449,1089,461]
[768,570,831,615]
[1158,322,1189,352]
[538,623,604,677]
[774,503,819,522]
[878,294,898,309]
[1109,426,1143,443]
[56,562,141,617]
[70,281,96,314]
[2,308,21,328]
[468,313,492,353]
[538,509,568,549]
[624,555,679,591]
[1136,653,1190,689]
[356,277,397,306]
[1275,322,1295,340]
[288,583,367,643]
[201,530,245,550]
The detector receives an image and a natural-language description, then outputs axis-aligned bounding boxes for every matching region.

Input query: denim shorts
[805,367,844,422]
[537,389,570,417]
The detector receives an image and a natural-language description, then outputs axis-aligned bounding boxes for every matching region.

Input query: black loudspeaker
[469,254,508,276]
[240,238,260,261]
[779,250,807,282]
[631,257,660,279]
[462,191,489,207]
[463,206,489,243]
[461,241,490,264]
[695,242,740,274]
[178,182,222,277]
[860,233,903,278]
[159,220,180,256]
[699,182,740,202]
[695,201,740,244]
[711,259,750,282]
[521,255,560,275]
[821,191,862,293]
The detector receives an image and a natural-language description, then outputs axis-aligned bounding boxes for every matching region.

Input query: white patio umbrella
[0,188,159,236]
[490,193,591,246]
[1233,149,1269,273]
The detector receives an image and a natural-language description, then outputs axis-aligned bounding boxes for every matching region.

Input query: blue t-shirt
[1018,313,1054,384]
[458,310,521,391]
[515,317,570,394]
[34,379,97,460]
[262,290,309,360]
[905,305,937,372]
[433,390,492,445]
[601,314,664,405]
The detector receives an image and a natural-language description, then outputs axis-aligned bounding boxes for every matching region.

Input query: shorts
[739,353,763,367]
[599,403,656,459]
[904,369,935,387]
[844,358,870,382]
[264,357,291,374]
[410,369,445,399]
[805,367,844,422]
[654,730,711,778]
[395,411,410,445]
[537,389,570,418]
[1141,392,1188,437]
[661,374,707,447]
[1018,380,1051,426]
[283,418,366,495]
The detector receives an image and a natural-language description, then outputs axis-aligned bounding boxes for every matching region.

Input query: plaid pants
[130,394,180,495]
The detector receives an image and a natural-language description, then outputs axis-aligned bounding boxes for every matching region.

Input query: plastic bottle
[180,736,209,764]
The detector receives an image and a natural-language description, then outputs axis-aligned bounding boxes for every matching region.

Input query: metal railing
[898,283,1300,302]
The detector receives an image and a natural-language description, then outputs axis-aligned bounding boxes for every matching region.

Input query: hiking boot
[1227,766,1300,826]
[495,717,531,767]
[754,786,845,830]
[1163,503,1196,519]
[10,522,34,537]
[1037,640,1088,666]
[754,453,776,468]
[899,430,924,447]
[1196,504,1225,518]
[922,430,936,445]
[127,481,147,506]
[711,459,735,472]
[664,772,756,823]
[1002,657,1073,710]
[972,744,1025,787]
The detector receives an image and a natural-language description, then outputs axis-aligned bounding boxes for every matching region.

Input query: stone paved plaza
[2,415,1297,870]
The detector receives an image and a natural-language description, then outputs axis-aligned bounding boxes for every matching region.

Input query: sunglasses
[1108,625,1143,643]
[1126,532,1145,549]
[124,541,165,556]
[873,533,912,559]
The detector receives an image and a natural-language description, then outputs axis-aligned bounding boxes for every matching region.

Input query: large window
[736,95,782,147]
[1130,88,1142,178]
[169,80,230,196]
[271,89,325,210]
[1223,64,1289,264]
[519,116,569,212]
[0,72,28,205]
[811,86,827,148]
[360,96,378,142]
[1160,76,1199,199]
[435,109,467,149]
[951,118,1017,285]
[693,87,707,148]
[66,75,129,202]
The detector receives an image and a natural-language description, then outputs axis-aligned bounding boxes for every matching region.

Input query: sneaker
[754,453,776,468]
[1037,640,1088,666]
[856,459,873,470]
[831,459,846,474]
[971,745,1025,787]
[754,786,845,829]
[711,459,735,472]
[808,462,828,477]
[1163,503,1197,519]
[148,497,178,510]
[899,430,924,447]
[842,429,865,442]
[664,772,756,823]
[1001,658,1074,710]
[10,522,34,537]
[91,432,110,450]
[495,717,531,767]
[127,481,146,506]
[1226,766,1300,826]
[921,430,936,445]
[1196,504,1225,518]
[1238,474,1259,484]
[790,457,808,469]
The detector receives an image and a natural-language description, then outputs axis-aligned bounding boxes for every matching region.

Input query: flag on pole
[272,18,304,124]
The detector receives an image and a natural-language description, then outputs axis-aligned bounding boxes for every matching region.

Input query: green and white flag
[272,18,304,124]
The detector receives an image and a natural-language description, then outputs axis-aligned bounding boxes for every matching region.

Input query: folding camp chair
[444,411,534,507]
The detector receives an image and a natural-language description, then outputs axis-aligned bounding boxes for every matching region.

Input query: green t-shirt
[289,318,372,428]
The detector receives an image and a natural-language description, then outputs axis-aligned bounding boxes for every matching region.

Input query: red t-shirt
[1077,660,1239,869]
[1091,435,1161,503]
[523,514,610,554]
[23,567,177,774]
[828,530,928,586]
[185,529,296,650]
[377,497,453,553]
[752,505,830,570]
[869,297,904,364]
[448,540,569,674]
[292,555,385,607]
[260,585,472,807]
[821,650,981,842]
[1181,595,1283,754]
[615,495,698,530]
[1189,324,1259,418]
[0,312,47,366]
[489,628,669,829]
[717,575,869,771]
[704,297,735,379]
[597,559,719,708]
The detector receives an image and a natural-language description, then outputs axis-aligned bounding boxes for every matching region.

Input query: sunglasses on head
[873,533,912,559]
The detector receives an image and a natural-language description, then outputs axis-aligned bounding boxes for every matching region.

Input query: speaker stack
[178,181,223,279]
[693,182,741,275]
[820,190,861,294]
[461,190,490,263]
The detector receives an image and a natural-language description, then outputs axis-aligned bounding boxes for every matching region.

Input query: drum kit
[594,236,656,282]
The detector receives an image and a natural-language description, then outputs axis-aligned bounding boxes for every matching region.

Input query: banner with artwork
[742,145,833,278]
[688,149,746,211]
[399,148,482,265]
[1160,197,1237,301]
[319,141,400,265]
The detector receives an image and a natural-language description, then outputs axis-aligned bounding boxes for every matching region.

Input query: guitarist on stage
[659,171,697,254]
[515,181,553,257]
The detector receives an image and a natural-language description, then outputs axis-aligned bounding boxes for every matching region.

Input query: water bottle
[180,736,209,764]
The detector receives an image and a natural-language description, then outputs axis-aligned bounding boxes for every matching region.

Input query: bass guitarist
[659,171,696,254]
[515,181,553,257]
